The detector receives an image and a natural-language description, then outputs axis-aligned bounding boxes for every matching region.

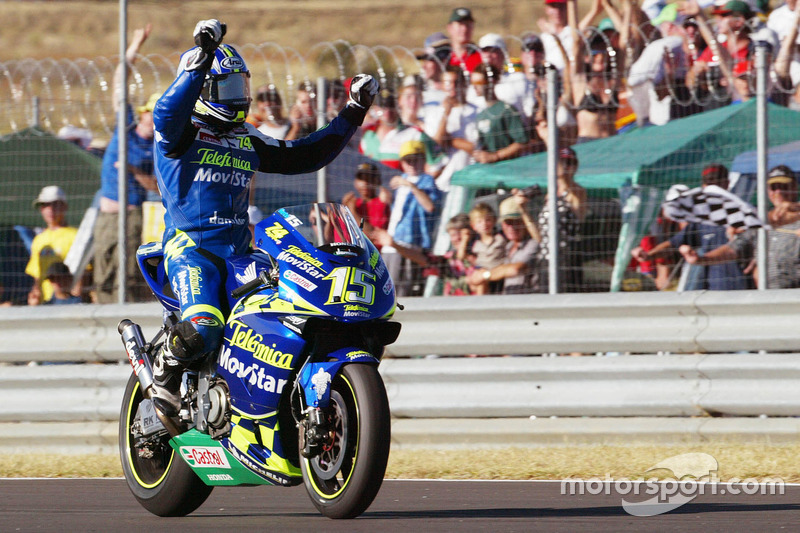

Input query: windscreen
[277,203,368,250]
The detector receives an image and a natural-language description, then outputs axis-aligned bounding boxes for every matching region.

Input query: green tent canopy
[452,100,800,192]
[451,101,800,291]
[0,127,101,228]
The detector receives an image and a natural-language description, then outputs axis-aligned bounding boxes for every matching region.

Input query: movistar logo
[193,148,253,170]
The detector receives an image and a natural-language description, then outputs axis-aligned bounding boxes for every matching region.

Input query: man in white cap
[25,186,80,305]
[468,32,527,114]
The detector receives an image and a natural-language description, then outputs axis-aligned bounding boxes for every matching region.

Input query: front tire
[119,373,213,516]
[301,364,391,519]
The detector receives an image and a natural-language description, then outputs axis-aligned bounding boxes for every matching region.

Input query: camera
[520,185,542,199]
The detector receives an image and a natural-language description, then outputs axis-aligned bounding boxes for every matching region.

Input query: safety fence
[1,289,799,452]
[3,16,799,304]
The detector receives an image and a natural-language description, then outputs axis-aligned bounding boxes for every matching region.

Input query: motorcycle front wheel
[301,363,391,519]
[119,373,213,516]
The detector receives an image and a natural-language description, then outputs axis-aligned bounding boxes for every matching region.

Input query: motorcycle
[118,203,401,519]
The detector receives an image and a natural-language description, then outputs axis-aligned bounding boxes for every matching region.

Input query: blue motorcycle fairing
[298,347,380,408]
[217,312,304,417]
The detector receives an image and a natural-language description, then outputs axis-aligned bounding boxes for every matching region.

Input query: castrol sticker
[179,446,231,469]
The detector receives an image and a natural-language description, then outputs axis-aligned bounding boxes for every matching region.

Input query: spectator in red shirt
[342,162,391,240]
[446,7,482,73]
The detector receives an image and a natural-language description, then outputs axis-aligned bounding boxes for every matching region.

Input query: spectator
[467,202,507,294]
[538,0,575,73]
[94,25,158,304]
[631,163,753,290]
[360,88,439,171]
[423,65,479,191]
[371,213,477,296]
[630,209,683,290]
[445,7,482,73]
[469,33,528,115]
[398,80,425,130]
[565,0,621,142]
[416,32,451,112]
[381,140,442,296]
[470,63,529,165]
[326,78,348,121]
[515,34,551,152]
[684,0,753,102]
[25,186,79,306]
[679,165,800,289]
[247,83,290,139]
[342,162,391,236]
[536,147,588,292]
[468,195,541,294]
[287,82,318,140]
[42,262,82,305]
[627,10,706,127]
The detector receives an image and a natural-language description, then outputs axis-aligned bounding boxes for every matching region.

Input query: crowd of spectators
[17,1,800,305]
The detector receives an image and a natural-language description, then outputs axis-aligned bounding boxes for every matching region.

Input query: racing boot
[150,321,205,416]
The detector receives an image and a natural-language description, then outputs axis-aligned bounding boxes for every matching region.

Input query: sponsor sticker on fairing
[180,446,231,468]
[283,270,317,291]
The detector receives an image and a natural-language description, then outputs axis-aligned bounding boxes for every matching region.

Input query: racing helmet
[193,44,251,130]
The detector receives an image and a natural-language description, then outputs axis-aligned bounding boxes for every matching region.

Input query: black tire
[301,364,391,519]
[119,373,213,516]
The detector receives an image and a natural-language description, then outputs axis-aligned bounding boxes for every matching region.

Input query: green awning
[452,100,800,192]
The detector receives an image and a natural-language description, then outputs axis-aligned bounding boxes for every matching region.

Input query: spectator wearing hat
[445,7,482,74]
[382,140,442,296]
[42,262,82,305]
[468,33,528,115]
[26,186,79,306]
[470,63,529,165]
[632,163,753,291]
[536,147,588,292]
[95,24,158,304]
[342,162,391,237]
[679,165,800,289]
[416,32,452,112]
[468,194,542,294]
[359,87,440,171]
[247,83,290,139]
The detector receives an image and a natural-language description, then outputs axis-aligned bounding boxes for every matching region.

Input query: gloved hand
[193,19,226,53]
[348,74,379,110]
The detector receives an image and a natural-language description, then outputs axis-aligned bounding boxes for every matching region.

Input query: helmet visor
[203,72,251,106]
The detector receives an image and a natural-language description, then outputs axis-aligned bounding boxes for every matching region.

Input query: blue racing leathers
[153,66,365,359]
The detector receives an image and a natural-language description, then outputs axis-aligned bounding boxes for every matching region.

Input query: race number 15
[324,267,376,305]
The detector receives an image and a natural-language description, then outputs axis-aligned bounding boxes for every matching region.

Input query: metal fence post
[756,43,768,291]
[546,66,560,294]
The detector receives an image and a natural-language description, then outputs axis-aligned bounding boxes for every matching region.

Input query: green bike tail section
[170,430,272,486]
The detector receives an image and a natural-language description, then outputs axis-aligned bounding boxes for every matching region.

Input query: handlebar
[231,270,272,300]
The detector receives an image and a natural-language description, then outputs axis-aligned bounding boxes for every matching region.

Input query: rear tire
[119,373,213,516]
[301,364,391,519]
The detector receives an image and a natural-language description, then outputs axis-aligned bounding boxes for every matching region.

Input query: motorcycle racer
[150,19,379,415]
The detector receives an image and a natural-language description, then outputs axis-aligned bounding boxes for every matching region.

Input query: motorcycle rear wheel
[119,373,213,516]
[301,364,391,519]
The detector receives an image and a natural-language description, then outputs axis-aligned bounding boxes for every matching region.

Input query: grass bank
[3,443,798,482]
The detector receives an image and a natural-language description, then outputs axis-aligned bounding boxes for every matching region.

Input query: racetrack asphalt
[2,478,799,532]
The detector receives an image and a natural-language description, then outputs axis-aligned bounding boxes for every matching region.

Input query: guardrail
[2,290,799,452]
[2,289,800,362]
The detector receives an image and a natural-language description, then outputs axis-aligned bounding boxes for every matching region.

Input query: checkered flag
[662,184,770,230]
